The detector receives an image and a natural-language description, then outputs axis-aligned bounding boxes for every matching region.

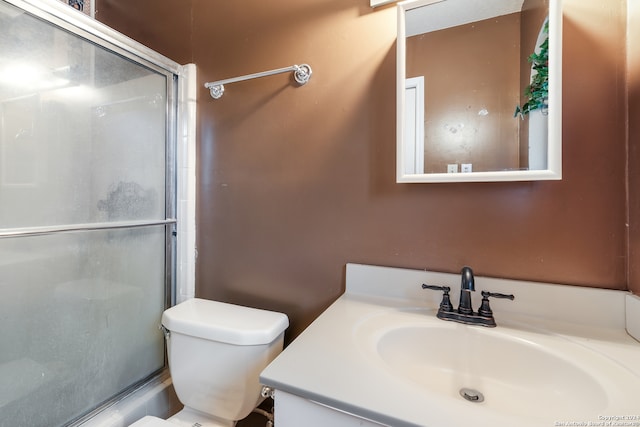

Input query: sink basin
[355,308,640,421]
[261,265,640,427]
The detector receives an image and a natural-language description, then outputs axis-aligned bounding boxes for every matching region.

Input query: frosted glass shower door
[0,1,178,426]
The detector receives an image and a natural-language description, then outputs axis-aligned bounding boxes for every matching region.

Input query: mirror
[396,0,562,183]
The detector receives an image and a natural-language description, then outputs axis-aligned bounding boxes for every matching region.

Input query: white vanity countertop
[259,264,640,427]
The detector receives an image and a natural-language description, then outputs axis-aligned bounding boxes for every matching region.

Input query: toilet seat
[129,416,173,427]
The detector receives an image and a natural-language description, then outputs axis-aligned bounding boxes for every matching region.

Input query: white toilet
[130,298,289,427]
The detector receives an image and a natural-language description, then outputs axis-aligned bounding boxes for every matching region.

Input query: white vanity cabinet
[274,391,388,427]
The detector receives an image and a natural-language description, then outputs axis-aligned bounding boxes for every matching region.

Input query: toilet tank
[161,299,289,421]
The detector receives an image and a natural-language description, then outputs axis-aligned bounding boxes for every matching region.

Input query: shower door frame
[0,0,195,423]
[0,0,188,299]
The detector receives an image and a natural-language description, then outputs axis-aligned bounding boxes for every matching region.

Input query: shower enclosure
[0,1,190,425]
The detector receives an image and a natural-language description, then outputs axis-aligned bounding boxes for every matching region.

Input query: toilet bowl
[129,298,289,427]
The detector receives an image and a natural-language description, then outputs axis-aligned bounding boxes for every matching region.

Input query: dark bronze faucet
[458,266,475,315]
[422,266,514,327]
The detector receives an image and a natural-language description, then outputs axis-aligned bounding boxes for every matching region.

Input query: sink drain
[459,388,484,403]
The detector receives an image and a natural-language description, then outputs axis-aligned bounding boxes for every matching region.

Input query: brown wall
[97,0,632,339]
[97,0,193,64]
[406,14,521,173]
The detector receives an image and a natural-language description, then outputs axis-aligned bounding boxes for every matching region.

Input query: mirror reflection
[397,0,562,183]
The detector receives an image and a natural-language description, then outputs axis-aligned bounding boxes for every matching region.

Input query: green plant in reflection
[515,20,549,118]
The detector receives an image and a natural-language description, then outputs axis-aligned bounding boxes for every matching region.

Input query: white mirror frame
[371,0,397,7]
[396,0,563,183]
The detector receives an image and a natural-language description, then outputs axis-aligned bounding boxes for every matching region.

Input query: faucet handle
[478,291,515,317]
[481,291,515,300]
[422,284,454,312]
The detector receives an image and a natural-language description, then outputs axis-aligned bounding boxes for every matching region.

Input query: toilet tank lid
[162,298,289,345]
